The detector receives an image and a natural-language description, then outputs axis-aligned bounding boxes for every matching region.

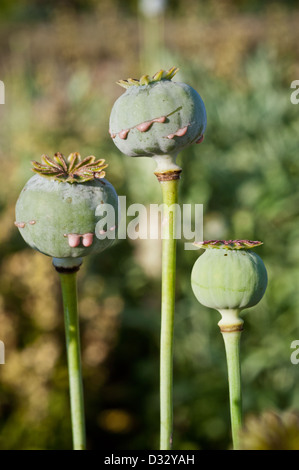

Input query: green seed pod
[191,240,268,449]
[109,67,207,171]
[191,240,268,326]
[15,153,119,259]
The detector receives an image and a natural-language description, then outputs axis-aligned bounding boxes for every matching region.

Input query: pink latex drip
[136,121,152,132]
[67,234,81,248]
[119,129,130,140]
[65,233,94,248]
[167,125,188,139]
[14,221,25,228]
[99,224,117,235]
[82,233,94,247]
[195,135,204,144]
[111,115,167,140]
[136,116,167,132]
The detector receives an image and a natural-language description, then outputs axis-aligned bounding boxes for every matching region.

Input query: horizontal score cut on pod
[109,67,207,164]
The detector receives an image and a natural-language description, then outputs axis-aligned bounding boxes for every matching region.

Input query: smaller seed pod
[15,153,119,260]
[191,239,268,450]
[191,240,268,329]
[109,67,207,172]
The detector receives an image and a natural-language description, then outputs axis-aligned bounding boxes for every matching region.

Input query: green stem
[221,330,242,450]
[159,178,179,450]
[58,270,86,450]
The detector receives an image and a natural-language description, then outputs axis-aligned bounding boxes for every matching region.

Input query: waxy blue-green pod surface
[15,153,119,259]
[109,67,207,159]
[191,240,268,311]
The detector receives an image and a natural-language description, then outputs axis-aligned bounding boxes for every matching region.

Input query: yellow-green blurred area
[0,0,299,450]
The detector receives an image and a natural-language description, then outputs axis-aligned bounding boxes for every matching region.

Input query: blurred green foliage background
[0,0,299,450]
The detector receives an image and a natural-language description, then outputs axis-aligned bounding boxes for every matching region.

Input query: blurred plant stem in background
[138,0,167,73]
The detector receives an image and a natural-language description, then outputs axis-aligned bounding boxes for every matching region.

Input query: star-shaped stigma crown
[31,152,108,183]
[193,240,263,250]
[116,66,179,89]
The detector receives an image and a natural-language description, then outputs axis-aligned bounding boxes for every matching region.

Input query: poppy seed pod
[15,153,119,259]
[109,67,207,172]
[191,240,268,450]
[191,240,268,327]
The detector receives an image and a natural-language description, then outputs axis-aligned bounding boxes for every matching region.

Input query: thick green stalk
[159,177,179,450]
[59,270,86,450]
[221,330,242,450]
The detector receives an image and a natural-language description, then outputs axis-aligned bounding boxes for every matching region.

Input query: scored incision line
[109,107,185,140]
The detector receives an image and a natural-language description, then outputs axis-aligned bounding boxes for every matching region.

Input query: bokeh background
[0,0,299,450]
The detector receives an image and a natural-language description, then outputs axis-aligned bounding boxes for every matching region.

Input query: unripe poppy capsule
[191,240,268,328]
[191,239,268,449]
[15,153,119,259]
[109,67,207,173]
